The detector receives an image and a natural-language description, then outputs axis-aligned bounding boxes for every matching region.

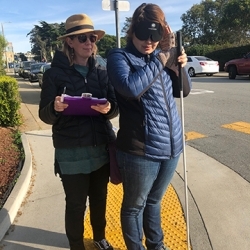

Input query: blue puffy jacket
[107,42,191,160]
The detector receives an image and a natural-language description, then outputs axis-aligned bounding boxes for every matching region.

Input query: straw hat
[58,14,105,40]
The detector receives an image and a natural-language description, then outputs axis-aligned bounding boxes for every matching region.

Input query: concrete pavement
[1,121,250,249]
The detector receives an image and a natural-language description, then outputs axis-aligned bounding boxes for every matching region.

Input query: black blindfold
[134,21,163,42]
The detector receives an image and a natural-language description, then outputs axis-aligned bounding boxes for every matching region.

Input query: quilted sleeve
[107,49,164,100]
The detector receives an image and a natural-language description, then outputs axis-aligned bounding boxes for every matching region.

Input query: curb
[0,133,32,241]
[172,168,212,250]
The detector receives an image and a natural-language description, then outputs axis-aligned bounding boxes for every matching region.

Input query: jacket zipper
[160,74,174,158]
[84,77,97,146]
[84,77,89,92]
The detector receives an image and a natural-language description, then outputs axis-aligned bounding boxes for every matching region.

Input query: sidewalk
[0,124,250,249]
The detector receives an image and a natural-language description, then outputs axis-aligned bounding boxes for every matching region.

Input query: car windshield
[31,64,44,70]
[23,61,34,68]
[43,64,51,71]
[195,56,212,61]
[96,55,106,67]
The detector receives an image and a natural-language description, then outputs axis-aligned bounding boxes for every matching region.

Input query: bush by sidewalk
[0,75,23,209]
[0,76,22,127]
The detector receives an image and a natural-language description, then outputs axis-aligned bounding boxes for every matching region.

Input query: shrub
[0,62,6,76]
[0,76,22,127]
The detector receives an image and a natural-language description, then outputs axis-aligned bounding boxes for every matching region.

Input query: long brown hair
[61,38,97,66]
[126,3,167,42]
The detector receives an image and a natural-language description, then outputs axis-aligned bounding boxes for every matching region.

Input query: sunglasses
[134,21,163,42]
[73,34,98,43]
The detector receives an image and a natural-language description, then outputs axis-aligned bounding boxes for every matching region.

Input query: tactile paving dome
[83,183,189,250]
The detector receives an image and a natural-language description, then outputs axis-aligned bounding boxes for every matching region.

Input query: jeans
[60,163,109,250]
[116,150,180,250]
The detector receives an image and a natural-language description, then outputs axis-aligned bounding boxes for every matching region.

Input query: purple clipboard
[61,95,107,116]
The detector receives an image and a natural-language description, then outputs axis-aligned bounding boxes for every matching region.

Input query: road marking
[190,89,214,95]
[185,131,207,141]
[222,121,250,135]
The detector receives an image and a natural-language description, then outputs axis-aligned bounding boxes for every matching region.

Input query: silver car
[14,63,20,75]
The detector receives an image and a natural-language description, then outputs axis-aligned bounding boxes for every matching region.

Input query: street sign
[102,0,130,11]
[102,0,130,48]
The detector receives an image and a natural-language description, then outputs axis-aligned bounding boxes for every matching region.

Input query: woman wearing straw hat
[39,13,118,250]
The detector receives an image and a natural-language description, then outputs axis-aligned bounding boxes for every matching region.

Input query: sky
[1,0,201,53]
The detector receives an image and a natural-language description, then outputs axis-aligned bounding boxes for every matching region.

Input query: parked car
[37,63,51,87]
[224,52,250,79]
[185,56,219,77]
[28,63,46,82]
[14,63,20,75]
[18,61,35,78]
[96,54,107,67]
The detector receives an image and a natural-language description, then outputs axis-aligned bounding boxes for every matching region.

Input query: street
[181,73,250,182]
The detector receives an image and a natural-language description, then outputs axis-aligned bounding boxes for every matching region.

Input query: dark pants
[60,163,110,250]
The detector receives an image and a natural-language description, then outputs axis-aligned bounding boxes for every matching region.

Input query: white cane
[177,31,190,250]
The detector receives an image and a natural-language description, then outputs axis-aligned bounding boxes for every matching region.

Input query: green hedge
[186,44,250,71]
[0,76,22,127]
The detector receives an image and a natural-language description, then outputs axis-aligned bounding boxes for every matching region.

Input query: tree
[27,20,128,61]
[19,53,27,61]
[0,34,7,75]
[97,35,126,57]
[27,21,64,62]
[97,35,117,58]
[218,0,250,45]
[121,17,132,36]
[181,0,250,46]
[181,0,222,45]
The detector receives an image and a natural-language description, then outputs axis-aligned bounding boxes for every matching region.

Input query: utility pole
[114,0,120,48]
[102,0,130,48]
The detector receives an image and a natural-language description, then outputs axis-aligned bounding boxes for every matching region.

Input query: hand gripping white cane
[177,31,190,250]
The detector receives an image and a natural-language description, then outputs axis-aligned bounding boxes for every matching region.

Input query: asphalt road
[180,73,250,182]
[16,72,250,183]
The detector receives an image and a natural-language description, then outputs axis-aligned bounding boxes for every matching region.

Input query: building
[14,52,35,62]
[3,42,14,67]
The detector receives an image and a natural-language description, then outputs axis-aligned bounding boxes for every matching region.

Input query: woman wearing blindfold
[107,3,191,250]
[39,13,118,250]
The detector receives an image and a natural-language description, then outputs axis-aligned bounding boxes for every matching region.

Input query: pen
[61,87,66,102]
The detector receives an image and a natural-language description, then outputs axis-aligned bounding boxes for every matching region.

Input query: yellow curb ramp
[84,183,188,250]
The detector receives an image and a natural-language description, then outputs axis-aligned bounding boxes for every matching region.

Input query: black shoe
[160,246,170,250]
[94,239,114,250]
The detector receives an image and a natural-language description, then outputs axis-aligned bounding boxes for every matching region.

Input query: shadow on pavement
[0,225,68,249]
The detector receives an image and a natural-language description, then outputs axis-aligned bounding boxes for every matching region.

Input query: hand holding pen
[54,87,68,112]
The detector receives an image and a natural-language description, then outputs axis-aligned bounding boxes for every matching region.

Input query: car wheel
[206,74,213,76]
[228,66,237,79]
[188,67,195,77]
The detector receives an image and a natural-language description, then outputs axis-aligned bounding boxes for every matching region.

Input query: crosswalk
[222,121,250,135]
[186,121,250,141]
